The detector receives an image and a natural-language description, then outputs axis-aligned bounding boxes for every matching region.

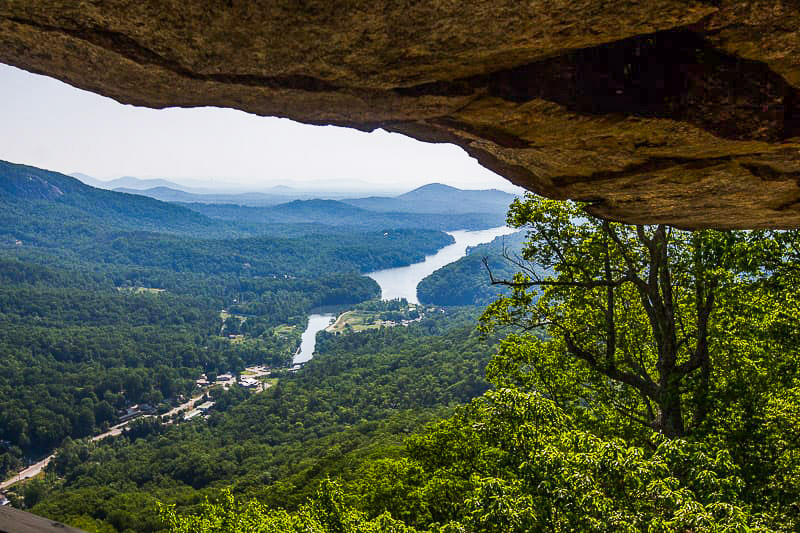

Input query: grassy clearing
[118,287,166,294]
[274,325,296,336]
[326,310,390,333]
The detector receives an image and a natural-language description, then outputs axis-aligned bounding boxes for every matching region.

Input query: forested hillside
[65,196,800,533]
[183,200,506,232]
[24,310,495,532]
[0,161,219,246]
[417,230,530,306]
[0,259,380,469]
[0,160,484,488]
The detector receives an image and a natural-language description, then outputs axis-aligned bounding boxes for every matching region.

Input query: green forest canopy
[151,196,800,532]
[4,157,800,532]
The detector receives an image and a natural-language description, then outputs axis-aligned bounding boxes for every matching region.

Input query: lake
[365,226,518,304]
[293,226,516,364]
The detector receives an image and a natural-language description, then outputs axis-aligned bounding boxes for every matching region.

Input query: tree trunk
[658,380,685,437]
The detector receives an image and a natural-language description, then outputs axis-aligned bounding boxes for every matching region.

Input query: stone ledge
[2,1,800,228]
[0,506,86,533]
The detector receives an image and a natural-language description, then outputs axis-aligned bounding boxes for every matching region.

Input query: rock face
[2,1,800,228]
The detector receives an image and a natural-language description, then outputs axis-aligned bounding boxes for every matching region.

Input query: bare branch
[484,257,632,290]
[603,235,616,367]
[611,402,657,428]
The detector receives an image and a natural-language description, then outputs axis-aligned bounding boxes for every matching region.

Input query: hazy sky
[0,63,521,194]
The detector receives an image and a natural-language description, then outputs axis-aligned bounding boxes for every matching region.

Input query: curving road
[1,391,207,491]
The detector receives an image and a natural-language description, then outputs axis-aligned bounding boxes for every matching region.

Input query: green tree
[76,407,96,438]
[402,388,757,532]
[158,480,417,533]
[481,196,770,438]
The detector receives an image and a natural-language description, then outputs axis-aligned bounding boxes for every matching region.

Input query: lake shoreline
[292,226,515,364]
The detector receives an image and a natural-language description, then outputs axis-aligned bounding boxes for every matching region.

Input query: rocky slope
[2,1,800,228]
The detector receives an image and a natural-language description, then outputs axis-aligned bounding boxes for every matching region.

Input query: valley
[0,160,520,531]
[3,10,800,530]
[292,225,517,364]
[2,158,799,533]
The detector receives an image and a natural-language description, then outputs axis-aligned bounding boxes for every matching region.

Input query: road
[0,366,278,492]
[0,391,207,491]
[0,456,52,491]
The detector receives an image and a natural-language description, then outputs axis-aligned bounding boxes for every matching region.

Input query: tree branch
[563,332,660,400]
[484,257,631,289]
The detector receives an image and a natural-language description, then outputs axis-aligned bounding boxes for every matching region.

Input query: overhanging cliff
[3,1,800,228]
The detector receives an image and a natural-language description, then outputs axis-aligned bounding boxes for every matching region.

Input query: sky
[0,63,521,194]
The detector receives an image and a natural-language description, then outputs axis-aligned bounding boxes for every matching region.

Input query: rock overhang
[2,1,800,229]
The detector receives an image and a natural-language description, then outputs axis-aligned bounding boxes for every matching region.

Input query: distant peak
[401,183,461,195]
[416,183,459,191]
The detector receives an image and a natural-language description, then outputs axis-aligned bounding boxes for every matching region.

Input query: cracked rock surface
[3,1,800,228]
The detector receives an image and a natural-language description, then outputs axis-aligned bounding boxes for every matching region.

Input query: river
[293,313,335,364]
[367,226,517,304]
[292,226,517,364]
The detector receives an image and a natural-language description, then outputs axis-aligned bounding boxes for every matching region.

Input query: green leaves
[480,194,794,438]
[158,481,421,533]
[400,389,758,532]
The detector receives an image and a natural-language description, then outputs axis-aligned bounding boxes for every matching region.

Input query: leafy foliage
[481,197,765,438]
[5,160,800,533]
[153,197,799,533]
[27,311,494,530]
[158,481,417,533]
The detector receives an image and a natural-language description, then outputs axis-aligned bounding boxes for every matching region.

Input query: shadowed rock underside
[3,1,800,228]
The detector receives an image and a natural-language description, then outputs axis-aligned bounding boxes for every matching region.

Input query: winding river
[366,226,518,304]
[293,226,516,364]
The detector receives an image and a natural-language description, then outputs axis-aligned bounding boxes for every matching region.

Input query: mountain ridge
[1,160,218,245]
[112,186,291,207]
[344,182,517,214]
[70,173,190,192]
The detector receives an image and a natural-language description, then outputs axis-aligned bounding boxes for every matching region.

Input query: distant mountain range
[112,186,292,207]
[178,183,517,231]
[70,173,519,213]
[343,183,517,214]
[2,161,517,249]
[70,173,192,192]
[70,173,310,196]
[107,182,518,215]
[70,173,400,198]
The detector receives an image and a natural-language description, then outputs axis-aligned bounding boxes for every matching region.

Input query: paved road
[0,371,279,492]
[0,456,52,491]
[1,392,206,491]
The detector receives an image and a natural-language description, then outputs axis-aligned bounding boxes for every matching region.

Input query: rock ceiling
[3,1,800,228]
